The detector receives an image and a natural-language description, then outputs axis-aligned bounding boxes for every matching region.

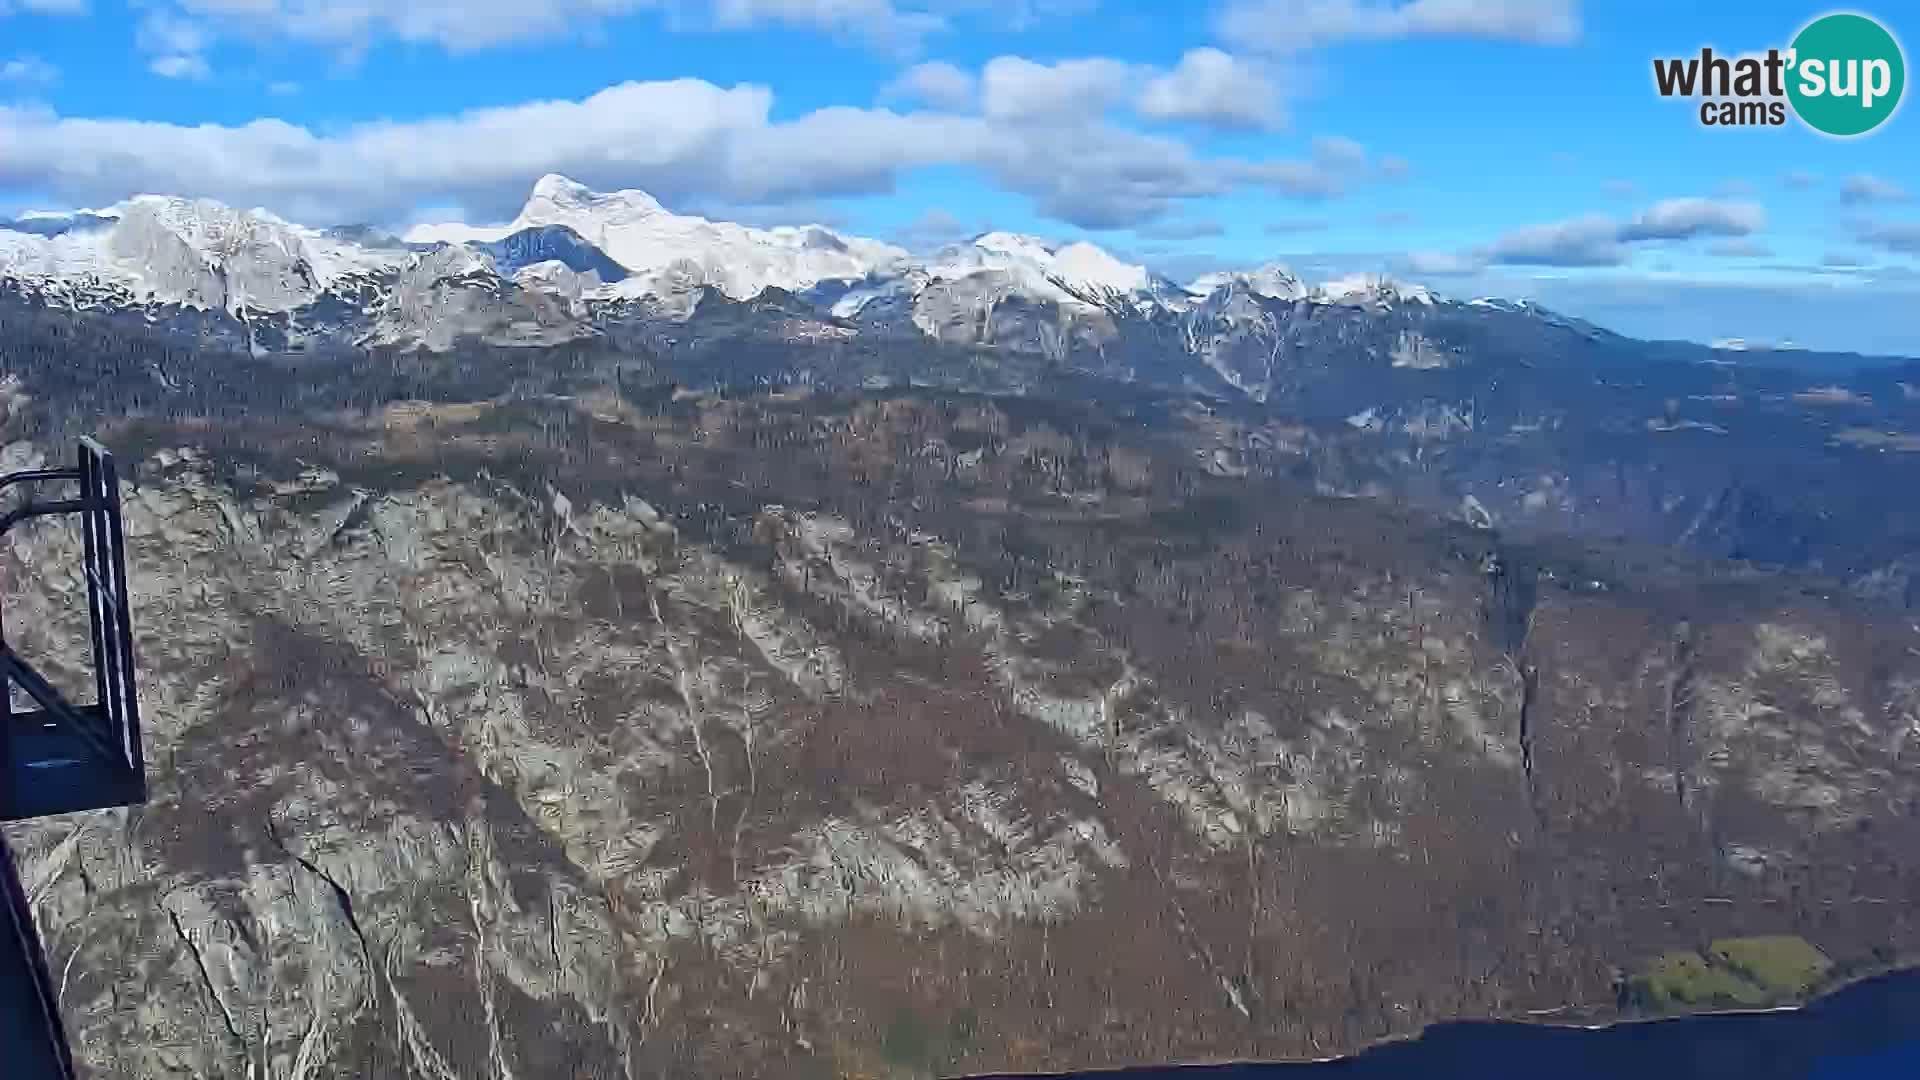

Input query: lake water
[982,970,1920,1080]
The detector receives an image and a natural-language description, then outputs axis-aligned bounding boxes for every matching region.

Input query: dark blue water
[982,970,1920,1080]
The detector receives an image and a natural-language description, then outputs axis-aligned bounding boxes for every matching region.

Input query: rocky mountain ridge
[0,378,1915,1078]
[0,176,1753,372]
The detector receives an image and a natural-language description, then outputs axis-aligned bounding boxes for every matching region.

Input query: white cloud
[1216,134,1391,198]
[1217,0,1580,54]
[0,81,780,225]
[916,49,1296,134]
[988,120,1237,226]
[1136,48,1282,130]
[979,55,1137,121]
[715,0,1091,48]
[0,77,1384,231]
[148,0,1063,56]
[138,11,212,55]
[677,193,856,230]
[0,0,91,14]
[1707,237,1771,258]
[153,0,647,53]
[717,103,999,201]
[1485,214,1624,266]
[708,0,944,52]
[1234,159,1345,199]
[1400,250,1481,274]
[138,11,215,79]
[895,205,974,248]
[870,51,1407,215]
[945,0,1096,30]
[1463,196,1765,268]
[1839,173,1909,206]
[1857,219,1920,255]
[1311,134,1367,168]
[149,54,213,80]
[1137,217,1225,240]
[0,56,58,84]
[883,61,977,110]
[1617,197,1764,241]
[1243,137,1396,198]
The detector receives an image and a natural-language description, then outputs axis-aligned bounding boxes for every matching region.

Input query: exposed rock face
[2,389,1918,1079]
[1390,330,1451,370]
[891,270,1111,360]
[1182,282,1284,401]
[477,224,631,282]
[102,202,233,311]
[370,247,589,351]
[3,428,1147,1078]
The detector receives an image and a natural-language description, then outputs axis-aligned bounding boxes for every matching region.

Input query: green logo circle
[1787,12,1906,136]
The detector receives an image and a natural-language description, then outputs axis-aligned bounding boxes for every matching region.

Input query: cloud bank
[0,75,1397,230]
[1415,197,1770,270]
[1216,0,1580,54]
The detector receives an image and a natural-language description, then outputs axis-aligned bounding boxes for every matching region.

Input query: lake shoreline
[962,960,1920,1079]
[1509,955,1920,1031]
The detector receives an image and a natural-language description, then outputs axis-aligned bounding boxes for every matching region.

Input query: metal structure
[0,439,146,1080]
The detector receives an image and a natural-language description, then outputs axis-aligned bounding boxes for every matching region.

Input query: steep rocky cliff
[3,387,1916,1078]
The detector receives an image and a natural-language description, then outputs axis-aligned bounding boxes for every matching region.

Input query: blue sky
[1,0,1918,354]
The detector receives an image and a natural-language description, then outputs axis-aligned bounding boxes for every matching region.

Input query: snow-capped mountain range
[407,174,910,306]
[0,196,397,314]
[11,173,1804,401]
[0,174,1438,328]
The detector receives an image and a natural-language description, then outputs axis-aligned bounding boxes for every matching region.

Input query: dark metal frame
[0,439,146,1080]
[2,831,76,1080]
[0,438,145,822]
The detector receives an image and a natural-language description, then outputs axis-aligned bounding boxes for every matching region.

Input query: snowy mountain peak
[1247,263,1308,300]
[1050,242,1150,296]
[1186,267,1438,308]
[1312,273,1435,307]
[519,174,665,225]
[404,175,903,302]
[1188,263,1307,302]
[918,231,1150,308]
[0,190,406,315]
[972,232,1057,261]
[964,232,1146,294]
[528,173,595,205]
[0,177,1579,368]
[115,196,302,265]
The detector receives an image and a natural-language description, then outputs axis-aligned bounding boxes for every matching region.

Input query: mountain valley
[0,178,1918,1079]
